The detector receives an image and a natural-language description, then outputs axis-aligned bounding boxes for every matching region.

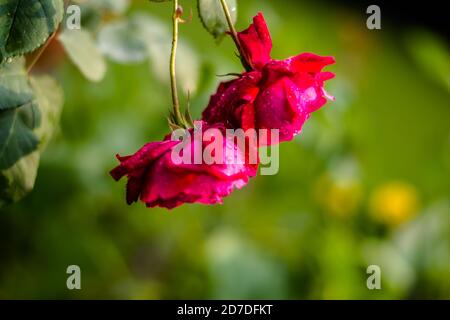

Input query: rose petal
[237,12,273,70]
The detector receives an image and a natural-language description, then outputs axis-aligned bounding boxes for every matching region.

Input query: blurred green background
[0,0,449,299]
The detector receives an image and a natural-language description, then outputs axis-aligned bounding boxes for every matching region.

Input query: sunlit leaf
[59,29,106,82]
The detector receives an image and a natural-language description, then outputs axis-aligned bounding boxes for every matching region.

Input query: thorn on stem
[175,5,184,19]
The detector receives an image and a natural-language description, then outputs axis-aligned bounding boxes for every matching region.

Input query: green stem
[218,0,252,71]
[170,0,183,124]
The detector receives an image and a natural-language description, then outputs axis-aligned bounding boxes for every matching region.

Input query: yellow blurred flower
[369,182,420,226]
[315,174,362,218]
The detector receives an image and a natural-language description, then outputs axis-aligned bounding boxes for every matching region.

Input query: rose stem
[170,0,183,124]
[218,0,252,71]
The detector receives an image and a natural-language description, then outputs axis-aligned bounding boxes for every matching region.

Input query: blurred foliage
[0,0,449,299]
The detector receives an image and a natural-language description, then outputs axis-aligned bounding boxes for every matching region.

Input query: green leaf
[404,29,450,90]
[131,13,200,93]
[98,13,172,64]
[148,38,200,94]
[0,57,34,111]
[198,0,237,39]
[0,58,38,169]
[0,75,63,207]
[29,75,63,150]
[98,14,199,92]
[98,19,149,63]
[59,29,107,82]
[0,0,64,62]
[87,0,130,14]
[0,104,39,170]
[0,149,39,206]
[69,0,130,32]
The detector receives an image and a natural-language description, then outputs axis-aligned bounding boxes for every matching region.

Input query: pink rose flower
[202,13,335,143]
[110,122,258,209]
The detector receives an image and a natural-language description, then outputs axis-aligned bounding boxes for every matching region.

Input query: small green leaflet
[198,0,237,39]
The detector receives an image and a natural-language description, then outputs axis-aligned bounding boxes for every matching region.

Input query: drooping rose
[110,122,258,209]
[202,13,335,143]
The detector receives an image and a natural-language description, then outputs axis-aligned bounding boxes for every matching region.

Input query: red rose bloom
[202,13,335,143]
[110,122,258,209]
